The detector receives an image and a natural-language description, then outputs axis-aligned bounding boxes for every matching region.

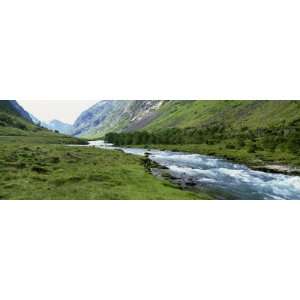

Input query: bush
[225,143,236,149]
[287,132,300,154]
[261,135,277,151]
[236,138,246,148]
[247,143,257,153]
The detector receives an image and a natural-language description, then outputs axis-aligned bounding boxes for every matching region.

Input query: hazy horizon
[18,100,99,124]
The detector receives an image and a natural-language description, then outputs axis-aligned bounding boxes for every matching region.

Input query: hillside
[0,100,36,136]
[142,100,300,131]
[73,100,165,137]
[73,100,300,138]
[0,100,84,144]
[1,100,202,199]
[0,100,33,121]
[104,100,300,168]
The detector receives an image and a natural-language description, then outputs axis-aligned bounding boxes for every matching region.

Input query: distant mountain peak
[45,119,74,135]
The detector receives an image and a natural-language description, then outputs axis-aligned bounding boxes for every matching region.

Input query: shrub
[247,143,257,153]
[225,143,236,149]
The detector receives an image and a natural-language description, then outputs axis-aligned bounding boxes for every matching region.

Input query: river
[89,140,300,200]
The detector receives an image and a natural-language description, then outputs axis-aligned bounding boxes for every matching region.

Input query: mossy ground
[0,138,207,200]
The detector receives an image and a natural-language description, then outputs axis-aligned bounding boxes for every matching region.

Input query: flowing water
[89,140,300,200]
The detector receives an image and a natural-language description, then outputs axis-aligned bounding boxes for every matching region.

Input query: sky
[18,100,99,124]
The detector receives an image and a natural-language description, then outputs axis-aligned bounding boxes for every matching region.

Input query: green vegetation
[84,100,300,139]
[143,100,300,131]
[0,101,87,145]
[0,101,204,199]
[2,99,300,199]
[0,141,205,200]
[105,101,300,168]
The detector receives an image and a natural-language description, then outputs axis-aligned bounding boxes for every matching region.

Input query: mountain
[0,100,35,133]
[103,100,300,171]
[0,100,87,144]
[73,100,165,137]
[44,120,74,135]
[9,101,33,122]
[140,100,300,131]
[75,100,300,138]
[0,100,33,122]
[73,100,134,137]
[29,113,74,135]
[29,113,43,125]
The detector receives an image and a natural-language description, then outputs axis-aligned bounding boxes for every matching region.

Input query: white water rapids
[89,140,300,200]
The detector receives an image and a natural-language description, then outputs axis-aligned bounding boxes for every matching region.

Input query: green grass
[82,100,300,140]
[0,134,88,145]
[0,103,210,199]
[144,100,300,131]
[0,141,208,200]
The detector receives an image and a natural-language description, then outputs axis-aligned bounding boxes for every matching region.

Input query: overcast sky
[18,100,99,124]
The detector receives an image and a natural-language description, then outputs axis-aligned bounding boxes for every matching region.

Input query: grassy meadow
[2,99,300,200]
[0,137,206,200]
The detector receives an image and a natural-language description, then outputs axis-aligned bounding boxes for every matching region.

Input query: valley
[1,100,300,200]
[0,101,202,199]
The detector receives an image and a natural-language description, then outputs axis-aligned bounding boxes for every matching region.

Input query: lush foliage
[105,118,300,154]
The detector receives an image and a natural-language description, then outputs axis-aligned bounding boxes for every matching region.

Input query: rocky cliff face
[123,100,165,132]
[73,100,166,137]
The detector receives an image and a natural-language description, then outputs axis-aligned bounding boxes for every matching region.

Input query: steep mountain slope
[73,100,165,137]
[0,100,36,135]
[73,101,130,137]
[143,100,300,131]
[73,100,300,138]
[9,101,33,122]
[0,100,84,144]
[104,100,300,169]
[0,100,33,122]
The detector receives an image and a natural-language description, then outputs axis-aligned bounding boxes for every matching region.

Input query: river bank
[107,144,300,200]
[126,144,300,176]
[0,140,206,199]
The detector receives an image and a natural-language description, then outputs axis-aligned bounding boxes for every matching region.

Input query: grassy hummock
[0,140,207,200]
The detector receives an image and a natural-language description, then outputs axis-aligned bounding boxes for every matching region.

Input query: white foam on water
[168,165,200,177]
[197,178,217,183]
[90,141,300,199]
[155,153,220,168]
